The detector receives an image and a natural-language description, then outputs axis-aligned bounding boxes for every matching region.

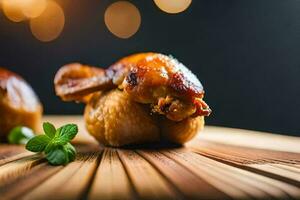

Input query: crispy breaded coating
[84,90,160,146]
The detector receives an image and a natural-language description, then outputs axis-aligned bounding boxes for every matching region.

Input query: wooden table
[0,116,299,199]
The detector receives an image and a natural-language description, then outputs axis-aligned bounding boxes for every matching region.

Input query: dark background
[1,0,299,136]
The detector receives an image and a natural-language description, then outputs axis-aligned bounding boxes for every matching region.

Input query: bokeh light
[2,0,27,22]
[154,0,192,14]
[1,0,48,22]
[22,0,47,19]
[29,0,65,42]
[104,1,141,39]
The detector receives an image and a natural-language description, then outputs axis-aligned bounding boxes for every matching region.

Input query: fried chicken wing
[54,53,211,146]
[54,63,115,102]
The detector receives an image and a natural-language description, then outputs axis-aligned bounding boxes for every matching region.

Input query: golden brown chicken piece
[55,53,211,146]
[0,68,43,141]
[84,90,160,146]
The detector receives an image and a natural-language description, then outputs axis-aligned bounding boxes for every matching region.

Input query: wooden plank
[188,150,300,199]
[0,154,44,187]
[0,152,34,166]
[0,163,62,199]
[196,126,300,153]
[271,164,300,173]
[138,150,230,199]
[0,145,26,157]
[190,140,300,186]
[118,150,179,200]
[23,153,99,200]
[189,140,300,165]
[88,149,134,200]
[161,149,253,199]
[249,164,300,183]
[0,145,33,166]
[54,153,99,200]
[22,160,83,199]
[165,149,300,199]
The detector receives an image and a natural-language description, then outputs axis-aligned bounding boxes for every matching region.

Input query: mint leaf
[64,143,76,162]
[46,146,69,165]
[45,142,76,163]
[24,121,78,166]
[44,142,55,154]
[26,135,51,152]
[8,126,35,144]
[43,122,56,138]
[55,124,78,145]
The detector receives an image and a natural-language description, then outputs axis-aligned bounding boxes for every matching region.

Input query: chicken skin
[54,53,211,146]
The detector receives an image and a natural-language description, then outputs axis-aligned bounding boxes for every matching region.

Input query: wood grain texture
[22,153,99,200]
[0,154,44,188]
[88,149,133,200]
[0,163,62,199]
[0,145,33,166]
[118,150,178,200]
[0,115,299,200]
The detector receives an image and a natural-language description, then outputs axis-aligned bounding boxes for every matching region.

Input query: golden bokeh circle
[22,0,47,19]
[154,0,192,14]
[30,0,65,42]
[2,0,27,22]
[104,1,141,39]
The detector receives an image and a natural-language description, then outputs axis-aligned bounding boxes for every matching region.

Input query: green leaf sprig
[25,122,78,166]
[8,126,35,144]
